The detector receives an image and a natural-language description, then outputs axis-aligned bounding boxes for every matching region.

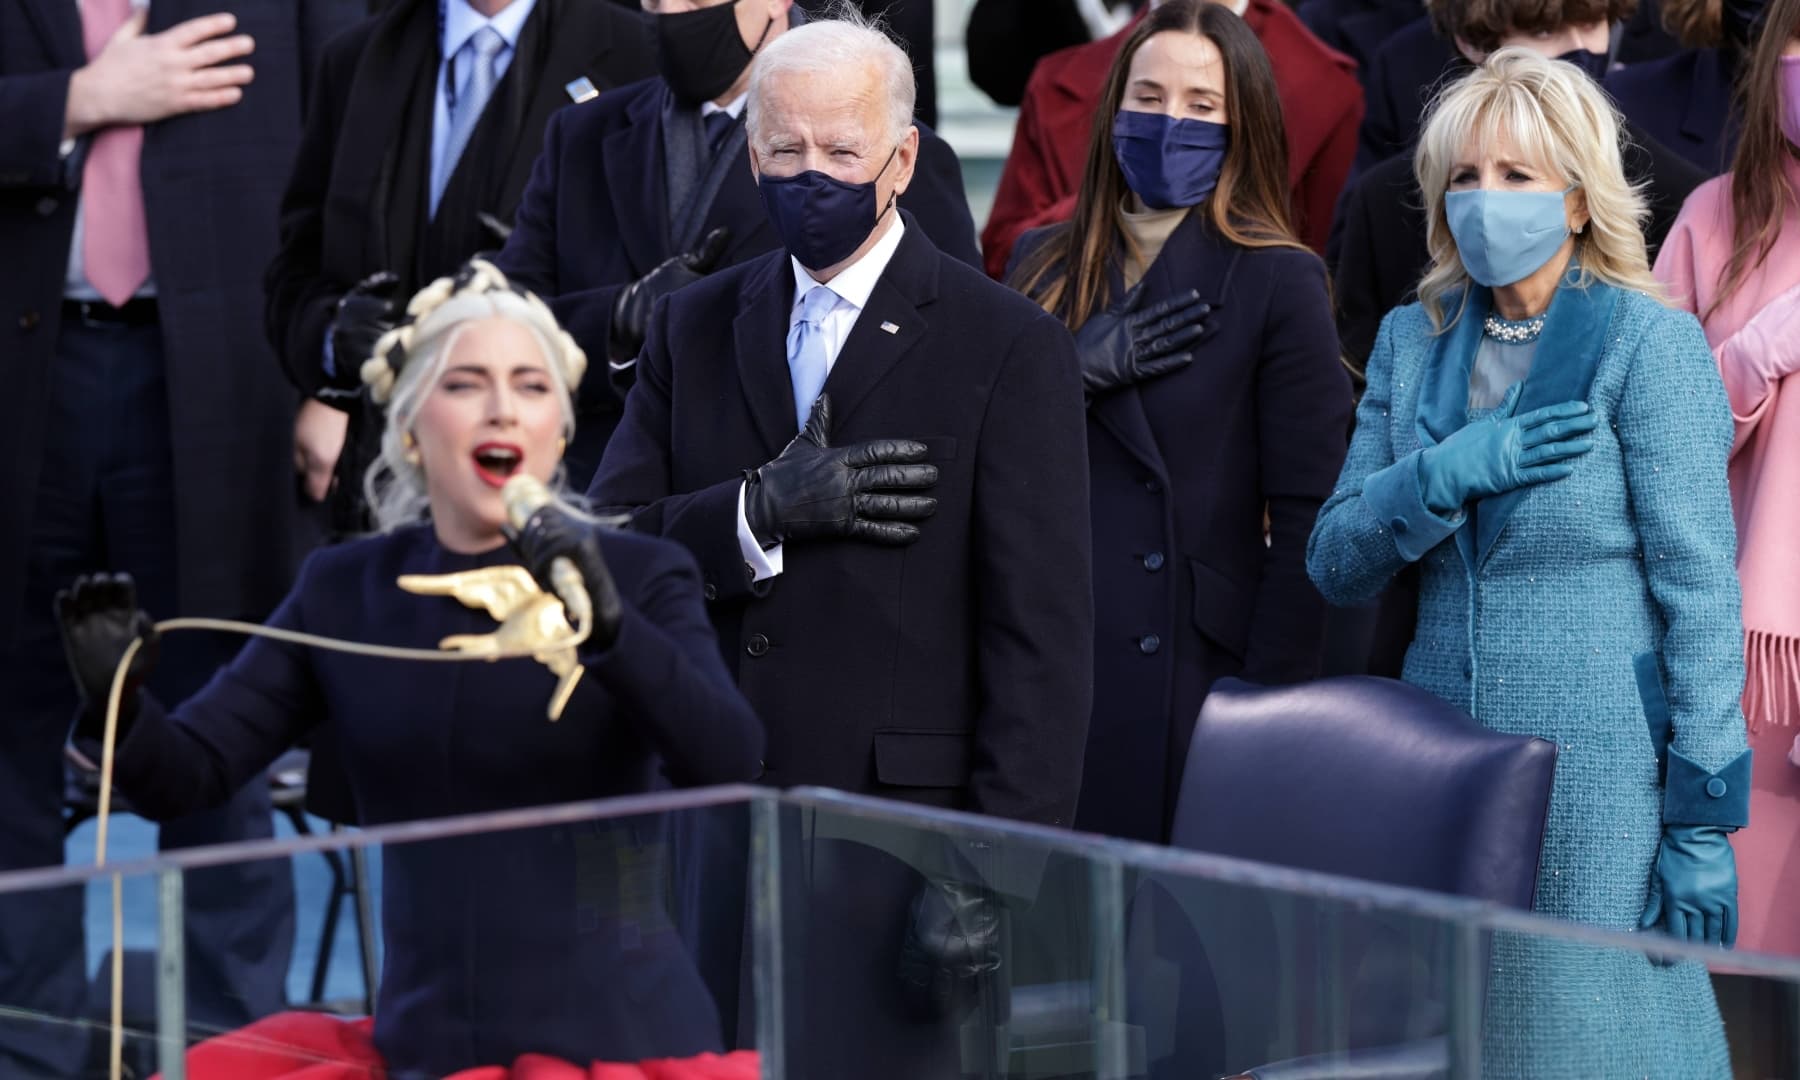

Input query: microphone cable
[90,610,591,1080]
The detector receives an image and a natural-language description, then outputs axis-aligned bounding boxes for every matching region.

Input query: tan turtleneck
[1119,198,1191,289]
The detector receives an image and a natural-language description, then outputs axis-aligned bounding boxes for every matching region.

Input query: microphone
[501,474,594,630]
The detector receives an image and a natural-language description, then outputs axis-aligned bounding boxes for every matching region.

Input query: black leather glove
[505,503,625,651]
[609,227,733,365]
[897,878,1003,1021]
[744,395,939,547]
[54,573,159,741]
[323,271,403,400]
[1073,284,1214,399]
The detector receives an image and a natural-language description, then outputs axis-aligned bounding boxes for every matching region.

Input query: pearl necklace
[1483,312,1546,344]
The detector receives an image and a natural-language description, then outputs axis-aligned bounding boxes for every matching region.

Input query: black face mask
[1721,0,1769,49]
[1556,47,1611,82]
[655,1,774,107]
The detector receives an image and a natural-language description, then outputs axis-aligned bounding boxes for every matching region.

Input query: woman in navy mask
[1309,50,1747,1075]
[1008,0,1352,844]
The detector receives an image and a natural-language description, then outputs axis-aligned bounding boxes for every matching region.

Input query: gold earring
[404,449,422,467]
[558,437,567,454]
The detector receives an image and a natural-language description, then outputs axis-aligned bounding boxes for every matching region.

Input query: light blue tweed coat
[1307,277,1750,1078]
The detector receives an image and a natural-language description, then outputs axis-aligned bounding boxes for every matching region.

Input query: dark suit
[1016,215,1351,843]
[1296,0,1419,89]
[799,0,937,126]
[0,0,355,1072]
[266,0,653,532]
[588,215,1092,1076]
[1605,47,1739,175]
[495,75,980,484]
[963,0,1099,107]
[102,524,762,1078]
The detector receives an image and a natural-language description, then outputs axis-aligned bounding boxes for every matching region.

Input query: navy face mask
[1555,48,1611,82]
[757,146,899,271]
[1111,110,1230,211]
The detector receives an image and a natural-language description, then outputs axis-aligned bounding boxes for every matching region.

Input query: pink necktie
[80,0,150,306]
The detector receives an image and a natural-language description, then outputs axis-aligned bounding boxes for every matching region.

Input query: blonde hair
[1412,48,1664,331]
[360,259,590,532]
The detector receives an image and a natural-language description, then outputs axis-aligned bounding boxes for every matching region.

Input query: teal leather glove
[1417,399,1597,515]
[1639,825,1738,947]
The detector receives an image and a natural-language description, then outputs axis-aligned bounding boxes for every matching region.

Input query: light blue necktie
[787,285,839,430]
[433,25,506,216]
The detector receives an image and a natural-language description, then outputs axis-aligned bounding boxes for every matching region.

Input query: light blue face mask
[1444,187,1575,287]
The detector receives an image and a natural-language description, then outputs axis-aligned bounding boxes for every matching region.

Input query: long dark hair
[1009,0,1304,332]
[1716,0,1800,316]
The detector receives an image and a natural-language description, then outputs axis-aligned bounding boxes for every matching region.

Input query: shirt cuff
[1360,450,1465,563]
[322,334,337,379]
[736,482,783,582]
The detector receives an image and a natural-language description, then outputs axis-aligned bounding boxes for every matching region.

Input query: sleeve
[1294,90,1361,256]
[1615,309,1752,826]
[1243,255,1353,683]
[263,34,358,397]
[1305,312,1463,606]
[584,295,765,604]
[495,108,631,406]
[979,69,1069,280]
[99,566,326,822]
[1711,283,1800,454]
[967,313,1093,827]
[904,126,981,269]
[0,70,77,190]
[579,543,764,786]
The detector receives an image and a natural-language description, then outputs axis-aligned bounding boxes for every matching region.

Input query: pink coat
[1657,166,1800,955]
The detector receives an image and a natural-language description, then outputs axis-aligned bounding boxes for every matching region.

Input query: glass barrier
[2,784,1798,1079]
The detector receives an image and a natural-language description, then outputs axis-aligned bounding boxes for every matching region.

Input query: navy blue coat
[587,215,1092,829]
[1605,47,1739,175]
[104,524,763,1077]
[1017,214,1352,842]
[495,75,981,481]
[1296,0,1421,90]
[0,0,358,647]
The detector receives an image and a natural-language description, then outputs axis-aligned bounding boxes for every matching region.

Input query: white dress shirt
[734,212,908,582]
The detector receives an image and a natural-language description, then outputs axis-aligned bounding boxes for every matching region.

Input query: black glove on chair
[506,502,625,651]
[1073,284,1215,400]
[54,573,159,742]
[323,270,404,400]
[897,878,1003,1021]
[608,227,733,366]
[744,396,940,547]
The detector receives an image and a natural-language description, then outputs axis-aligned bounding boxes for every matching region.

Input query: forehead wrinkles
[758,71,882,142]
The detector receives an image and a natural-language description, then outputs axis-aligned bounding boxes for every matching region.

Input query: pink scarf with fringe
[1656,171,1800,733]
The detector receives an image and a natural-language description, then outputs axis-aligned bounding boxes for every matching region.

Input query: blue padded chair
[1134,675,1557,1080]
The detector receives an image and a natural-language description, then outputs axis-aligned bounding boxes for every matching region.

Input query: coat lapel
[1471,275,1616,564]
[492,0,624,218]
[734,254,801,458]
[604,88,672,275]
[1412,289,1487,575]
[1090,211,1240,481]
[20,0,81,67]
[821,219,938,432]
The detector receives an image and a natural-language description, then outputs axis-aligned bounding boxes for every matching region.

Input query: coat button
[1706,777,1728,798]
[35,196,58,217]
[703,582,718,601]
[1143,551,1165,572]
[1462,662,1472,680]
[753,759,767,780]
[1143,477,1162,493]
[18,310,39,331]
[1138,634,1161,655]
[746,633,770,658]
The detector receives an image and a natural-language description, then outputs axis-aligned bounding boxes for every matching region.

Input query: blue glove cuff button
[1705,777,1728,799]
[1389,516,1409,535]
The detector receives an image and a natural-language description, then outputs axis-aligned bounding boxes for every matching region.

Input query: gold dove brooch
[398,565,589,721]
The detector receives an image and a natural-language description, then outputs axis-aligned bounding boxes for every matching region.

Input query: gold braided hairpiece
[358,258,588,405]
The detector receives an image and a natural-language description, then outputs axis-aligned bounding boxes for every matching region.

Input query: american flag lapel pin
[565,77,599,104]
[880,321,900,335]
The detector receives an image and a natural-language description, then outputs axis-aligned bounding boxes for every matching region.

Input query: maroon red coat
[980,0,1362,277]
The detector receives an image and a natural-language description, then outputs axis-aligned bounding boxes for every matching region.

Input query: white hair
[360,261,589,533]
[746,5,916,148]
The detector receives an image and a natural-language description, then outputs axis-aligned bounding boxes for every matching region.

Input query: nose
[486,383,519,426]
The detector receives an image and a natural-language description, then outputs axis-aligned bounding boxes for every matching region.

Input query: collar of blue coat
[1414,265,1620,569]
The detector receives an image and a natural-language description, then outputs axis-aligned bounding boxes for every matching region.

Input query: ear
[891,125,920,198]
[1567,187,1590,235]
[1452,36,1486,65]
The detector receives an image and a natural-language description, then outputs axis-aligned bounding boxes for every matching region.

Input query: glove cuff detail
[1663,747,1751,828]
[1360,450,1464,563]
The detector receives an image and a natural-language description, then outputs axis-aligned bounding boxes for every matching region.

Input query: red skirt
[159,1012,760,1080]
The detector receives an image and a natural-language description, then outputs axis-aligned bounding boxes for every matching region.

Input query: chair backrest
[1172,676,1556,909]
